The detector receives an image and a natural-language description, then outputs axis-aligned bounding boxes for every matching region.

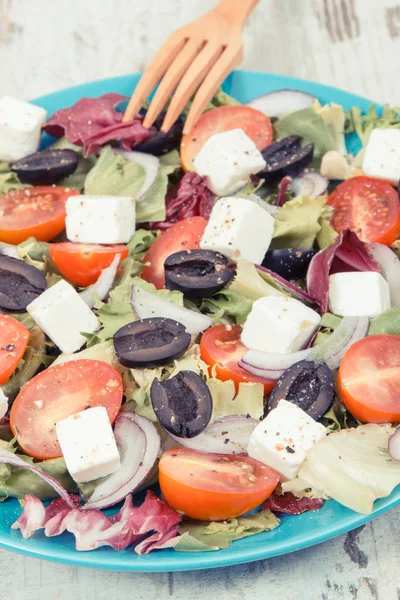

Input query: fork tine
[143,38,206,129]
[183,45,243,134]
[122,32,186,123]
[160,42,224,133]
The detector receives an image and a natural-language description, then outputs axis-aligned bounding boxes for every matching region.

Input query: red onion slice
[0,447,75,507]
[83,412,160,510]
[79,254,121,308]
[290,171,328,198]
[276,176,292,207]
[131,283,214,334]
[388,429,400,461]
[162,415,259,455]
[239,316,369,380]
[368,243,400,307]
[246,90,316,118]
[113,149,160,199]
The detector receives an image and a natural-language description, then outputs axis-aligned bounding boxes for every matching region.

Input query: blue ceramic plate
[0,70,398,572]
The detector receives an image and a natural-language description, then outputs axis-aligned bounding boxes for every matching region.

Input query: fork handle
[215,0,259,28]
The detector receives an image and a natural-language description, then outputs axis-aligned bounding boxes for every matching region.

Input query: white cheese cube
[362,128,400,184]
[193,129,266,196]
[27,280,99,353]
[241,295,321,354]
[66,195,136,244]
[200,197,274,263]
[0,389,8,419]
[0,96,47,161]
[247,400,327,480]
[328,271,390,318]
[56,406,120,483]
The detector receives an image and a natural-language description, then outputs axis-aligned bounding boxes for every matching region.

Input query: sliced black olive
[257,136,314,181]
[262,249,316,280]
[113,317,191,368]
[11,149,79,185]
[164,250,235,298]
[134,116,184,156]
[0,255,47,311]
[150,370,212,438]
[268,360,334,420]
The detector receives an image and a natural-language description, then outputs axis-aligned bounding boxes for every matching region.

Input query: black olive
[268,360,334,420]
[113,317,191,368]
[164,250,235,298]
[11,149,79,185]
[262,249,316,280]
[134,116,184,156]
[0,255,47,311]
[150,370,212,438]
[257,136,314,181]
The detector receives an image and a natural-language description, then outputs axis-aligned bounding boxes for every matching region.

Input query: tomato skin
[0,186,80,244]
[159,448,279,521]
[141,216,207,289]
[0,315,30,385]
[326,176,400,245]
[50,242,129,287]
[200,325,275,394]
[338,334,400,423]
[10,359,123,459]
[180,105,273,171]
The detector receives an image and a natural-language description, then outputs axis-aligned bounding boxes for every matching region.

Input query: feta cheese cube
[66,195,136,244]
[200,197,274,263]
[0,389,8,419]
[27,280,99,353]
[241,295,321,354]
[247,400,327,480]
[0,96,47,162]
[56,406,120,483]
[328,271,391,318]
[193,129,266,196]
[362,128,400,184]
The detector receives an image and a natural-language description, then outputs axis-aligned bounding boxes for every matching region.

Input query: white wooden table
[1,1,400,598]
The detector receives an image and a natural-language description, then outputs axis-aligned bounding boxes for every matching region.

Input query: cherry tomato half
[50,242,129,287]
[180,105,273,171]
[141,216,207,289]
[159,447,279,521]
[199,324,275,394]
[10,359,123,459]
[326,176,400,245]
[338,334,400,423]
[0,315,30,385]
[0,186,80,244]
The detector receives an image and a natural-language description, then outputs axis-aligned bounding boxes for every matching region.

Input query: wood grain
[1,0,400,598]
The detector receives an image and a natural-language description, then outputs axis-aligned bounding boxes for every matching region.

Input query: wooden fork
[123,0,259,135]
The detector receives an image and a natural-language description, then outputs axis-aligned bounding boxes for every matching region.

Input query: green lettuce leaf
[175,510,280,552]
[345,104,400,147]
[84,146,145,196]
[136,150,181,223]
[208,379,264,421]
[1,326,46,399]
[229,259,287,301]
[312,312,342,346]
[316,216,338,249]
[369,308,400,336]
[50,137,97,190]
[127,229,158,276]
[0,163,28,193]
[314,101,346,155]
[200,289,253,325]
[271,195,331,250]
[53,339,123,370]
[274,107,336,158]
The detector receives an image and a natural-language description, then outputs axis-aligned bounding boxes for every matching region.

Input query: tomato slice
[338,335,400,423]
[50,242,129,287]
[10,359,123,459]
[0,186,80,245]
[200,325,275,394]
[0,315,30,385]
[180,105,273,171]
[159,448,279,521]
[326,176,400,245]
[141,216,207,289]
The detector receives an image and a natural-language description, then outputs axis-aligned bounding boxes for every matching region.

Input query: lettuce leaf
[127,229,158,276]
[314,101,346,155]
[50,137,97,190]
[345,104,400,147]
[84,146,145,196]
[199,289,253,325]
[1,326,46,399]
[175,510,280,551]
[271,195,333,250]
[207,379,264,421]
[229,260,287,301]
[0,162,28,193]
[274,107,336,158]
[369,308,400,336]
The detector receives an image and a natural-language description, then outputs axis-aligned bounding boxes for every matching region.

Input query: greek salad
[0,87,399,554]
